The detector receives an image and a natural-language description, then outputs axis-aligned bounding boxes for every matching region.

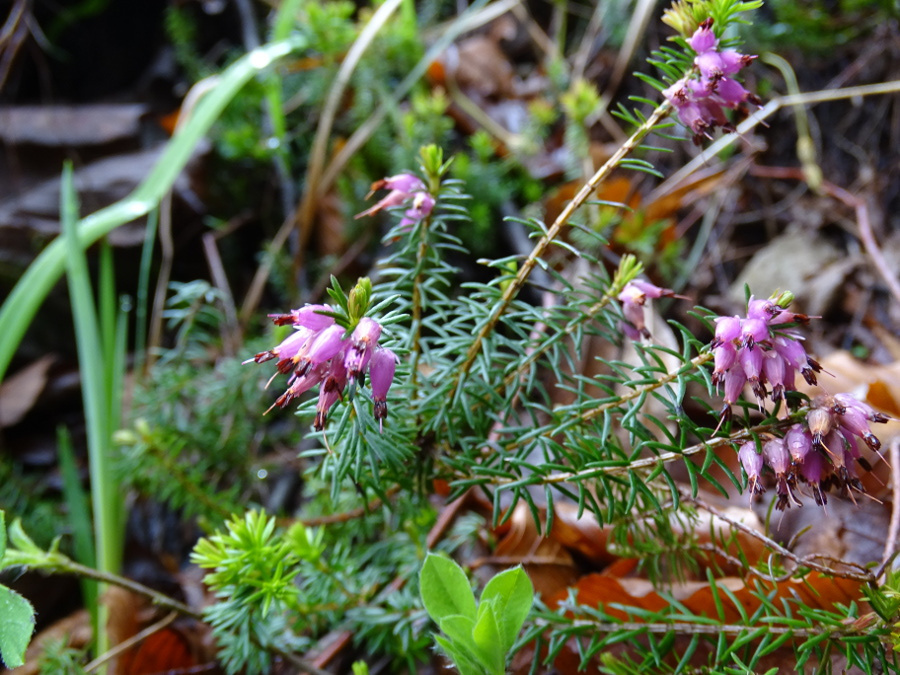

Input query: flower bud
[314,362,349,431]
[270,365,326,412]
[738,442,765,495]
[834,393,891,424]
[723,364,746,407]
[806,406,834,453]
[712,315,742,347]
[765,438,801,510]
[687,19,717,53]
[836,404,882,451]
[740,318,769,350]
[370,348,397,430]
[299,324,348,375]
[763,438,791,477]
[344,317,382,378]
[291,304,336,331]
[712,343,736,386]
[629,280,677,300]
[784,425,811,464]
[798,449,828,506]
[383,173,426,193]
[762,350,786,402]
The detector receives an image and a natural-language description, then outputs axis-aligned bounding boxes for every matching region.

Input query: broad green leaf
[0,511,5,560]
[420,553,477,622]
[472,600,505,674]
[438,614,477,651]
[0,586,35,669]
[434,635,485,675]
[479,566,534,649]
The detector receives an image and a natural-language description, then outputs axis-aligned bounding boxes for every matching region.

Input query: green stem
[20,552,334,675]
[407,216,433,393]
[467,407,797,485]
[445,101,673,406]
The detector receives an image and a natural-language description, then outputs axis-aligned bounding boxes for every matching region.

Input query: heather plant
[2,0,900,673]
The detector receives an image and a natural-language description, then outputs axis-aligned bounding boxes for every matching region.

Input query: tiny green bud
[772,290,795,308]
[347,277,373,324]
[135,418,151,437]
[113,429,138,445]
[419,144,445,182]
[661,0,712,38]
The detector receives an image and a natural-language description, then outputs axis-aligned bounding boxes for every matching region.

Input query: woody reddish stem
[447,101,673,404]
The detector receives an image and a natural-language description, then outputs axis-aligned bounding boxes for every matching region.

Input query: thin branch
[446,101,673,404]
[686,491,875,583]
[878,436,900,578]
[19,555,333,675]
[408,216,434,392]
[748,165,900,306]
[490,350,714,459]
[501,283,623,392]
[477,413,797,486]
[577,351,712,425]
[295,0,406,267]
[84,611,178,673]
[664,80,900,191]
[535,616,880,639]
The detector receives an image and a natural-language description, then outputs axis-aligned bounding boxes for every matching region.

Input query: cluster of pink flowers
[739,395,889,509]
[355,173,435,231]
[244,305,397,431]
[617,280,683,340]
[711,296,819,422]
[663,18,760,144]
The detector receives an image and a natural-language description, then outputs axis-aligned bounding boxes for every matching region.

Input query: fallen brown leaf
[0,355,54,428]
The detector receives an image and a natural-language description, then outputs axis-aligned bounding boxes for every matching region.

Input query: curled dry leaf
[485,502,578,600]
[0,355,54,428]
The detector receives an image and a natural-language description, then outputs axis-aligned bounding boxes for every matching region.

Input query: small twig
[664,80,900,192]
[201,232,240,355]
[878,437,900,577]
[489,351,714,459]
[826,183,900,306]
[239,210,295,326]
[693,542,793,583]
[535,616,873,640]
[279,486,399,527]
[446,101,673,405]
[408,215,434,393]
[27,556,333,675]
[478,412,791,486]
[501,283,622,392]
[295,0,406,270]
[0,0,30,91]
[748,165,900,306]
[145,77,220,370]
[686,491,875,583]
[578,351,712,425]
[84,611,178,673]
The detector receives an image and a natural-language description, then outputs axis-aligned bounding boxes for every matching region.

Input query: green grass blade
[133,207,158,380]
[0,36,305,383]
[61,161,114,660]
[56,426,98,638]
